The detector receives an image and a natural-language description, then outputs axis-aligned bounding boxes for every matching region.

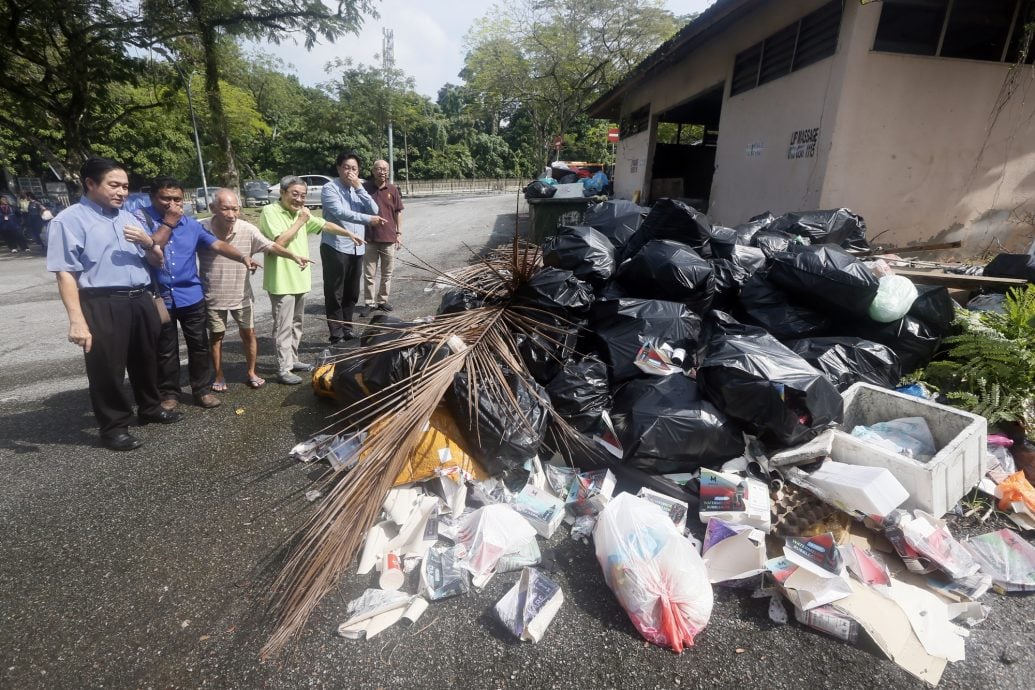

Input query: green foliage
[915,285,1035,427]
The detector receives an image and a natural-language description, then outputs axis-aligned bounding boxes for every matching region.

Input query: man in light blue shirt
[320,151,386,342]
[46,157,183,451]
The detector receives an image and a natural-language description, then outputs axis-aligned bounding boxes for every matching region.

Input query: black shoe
[377,302,393,312]
[340,330,355,341]
[139,409,184,425]
[101,432,143,451]
[329,336,342,345]
[357,305,371,318]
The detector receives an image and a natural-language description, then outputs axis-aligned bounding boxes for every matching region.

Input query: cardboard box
[699,468,771,532]
[636,487,689,531]
[512,485,566,538]
[565,469,616,517]
[494,567,564,642]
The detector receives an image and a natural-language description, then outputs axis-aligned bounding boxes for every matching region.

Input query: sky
[251,0,717,99]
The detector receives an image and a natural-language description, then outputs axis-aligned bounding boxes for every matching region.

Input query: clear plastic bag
[457,505,537,578]
[868,275,919,323]
[851,417,937,462]
[593,493,713,652]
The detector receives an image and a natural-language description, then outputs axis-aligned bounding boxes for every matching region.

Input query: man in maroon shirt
[360,159,404,313]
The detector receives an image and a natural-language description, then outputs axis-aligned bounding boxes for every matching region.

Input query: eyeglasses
[285,190,307,200]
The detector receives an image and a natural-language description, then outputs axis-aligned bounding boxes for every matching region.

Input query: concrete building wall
[614,0,834,210]
[820,2,1035,254]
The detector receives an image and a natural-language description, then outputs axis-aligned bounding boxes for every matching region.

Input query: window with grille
[731,1,844,96]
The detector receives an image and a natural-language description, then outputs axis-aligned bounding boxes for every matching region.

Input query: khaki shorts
[208,304,254,334]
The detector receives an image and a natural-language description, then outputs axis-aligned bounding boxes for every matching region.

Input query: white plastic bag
[867,275,918,323]
[457,504,537,578]
[593,493,713,652]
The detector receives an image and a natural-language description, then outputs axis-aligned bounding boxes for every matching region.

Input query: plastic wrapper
[457,504,538,578]
[588,298,702,383]
[898,511,980,580]
[513,266,593,316]
[438,289,484,315]
[364,340,450,395]
[494,567,564,642]
[962,528,1035,592]
[331,356,372,408]
[696,311,844,447]
[868,275,919,323]
[544,357,610,433]
[583,199,644,249]
[541,225,616,287]
[785,336,901,391]
[738,272,833,340]
[448,369,550,474]
[616,239,715,315]
[622,197,713,261]
[768,245,880,317]
[851,417,937,462]
[523,179,556,199]
[996,471,1035,513]
[610,375,744,474]
[766,208,869,250]
[594,493,714,653]
[422,545,470,600]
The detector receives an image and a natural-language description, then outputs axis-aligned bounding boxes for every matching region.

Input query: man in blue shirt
[125,178,257,410]
[46,157,183,451]
[320,151,386,342]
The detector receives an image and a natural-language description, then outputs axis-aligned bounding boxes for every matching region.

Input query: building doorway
[649,83,724,211]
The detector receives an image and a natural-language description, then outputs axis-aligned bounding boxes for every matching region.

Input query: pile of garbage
[284,198,1035,683]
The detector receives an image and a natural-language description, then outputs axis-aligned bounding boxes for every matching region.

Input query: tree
[138,0,379,188]
[0,0,154,185]
[462,0,679,169]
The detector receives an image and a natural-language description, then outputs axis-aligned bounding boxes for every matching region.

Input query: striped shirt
[198,218,272,310]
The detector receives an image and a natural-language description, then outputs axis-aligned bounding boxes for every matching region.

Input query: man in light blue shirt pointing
[320,151,386,343]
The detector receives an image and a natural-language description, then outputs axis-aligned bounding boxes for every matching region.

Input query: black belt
[79,285,151,298]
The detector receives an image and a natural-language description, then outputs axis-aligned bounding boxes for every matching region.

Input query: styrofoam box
[836,383,987,516]
[552,182,585,198]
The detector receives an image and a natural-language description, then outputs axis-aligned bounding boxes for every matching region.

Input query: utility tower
[383,28,395,184]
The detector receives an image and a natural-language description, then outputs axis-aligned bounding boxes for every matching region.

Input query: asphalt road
[1,193,1033,689]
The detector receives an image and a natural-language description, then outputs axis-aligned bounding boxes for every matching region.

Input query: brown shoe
[160,398,179,412]
[194,393,222,409]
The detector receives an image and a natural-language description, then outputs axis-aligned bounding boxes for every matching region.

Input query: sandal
[246,375,266,389]
[212,378,228,392]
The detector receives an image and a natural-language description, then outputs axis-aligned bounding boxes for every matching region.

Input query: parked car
[194,187,221,213]
[243,179,270,207]
[266,174,334,208]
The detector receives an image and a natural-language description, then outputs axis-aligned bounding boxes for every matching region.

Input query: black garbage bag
[622,197,713,261]
[583,199,645,249]
[514,324,580,385]
[513,267,594,316]
[734,211,775,245]
[588,298,703,383]
[364,339,450,395]
[984,253,1035,283]
[709,258,753,312]
[594,279,630,301]
[542,225,616,287]
[848,314,941,375]
[732,244,767,274]
[523,180,556,199]
[697,311,844,447]
[331,356,368,409]
[544,357,610,433]
[737,272,833,340]
[708,225,738,260]
[752,228,804,258]
[438,289,484,315]
[768,245,880,317]
[361,314,406,346]
[448,369,550,475]
[767,209,869,250]
[785,336,902,392]
[909,284,957,338]
[610,375,744,474]
[615,239,715,315]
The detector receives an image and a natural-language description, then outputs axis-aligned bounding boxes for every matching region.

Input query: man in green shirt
[259,176,364,384]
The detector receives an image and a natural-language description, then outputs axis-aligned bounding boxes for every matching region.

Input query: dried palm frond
[261,241,589,658]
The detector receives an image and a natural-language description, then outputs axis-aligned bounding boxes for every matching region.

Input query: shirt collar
[79,195,119,218]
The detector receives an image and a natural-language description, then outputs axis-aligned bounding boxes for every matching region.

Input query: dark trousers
[80,290,162,437]
[158,298,213,399]
[321,243,362,340]
[3,227,26,251]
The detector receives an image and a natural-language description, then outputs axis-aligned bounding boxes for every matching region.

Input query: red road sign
[607,127,620,143]
[552,135,564,150]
